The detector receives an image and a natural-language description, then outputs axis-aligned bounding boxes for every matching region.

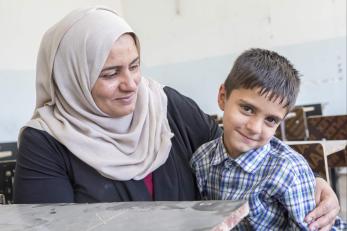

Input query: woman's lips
[115,93,135,104]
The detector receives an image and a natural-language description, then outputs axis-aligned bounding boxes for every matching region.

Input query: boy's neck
[227,151,242,159]
[221,136,243,159]
[221,135,273,159]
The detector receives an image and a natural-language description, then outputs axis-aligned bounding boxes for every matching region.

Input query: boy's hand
[304,177,340,231]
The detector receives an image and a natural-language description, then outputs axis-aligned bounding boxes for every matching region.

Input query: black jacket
[14,87,221,203]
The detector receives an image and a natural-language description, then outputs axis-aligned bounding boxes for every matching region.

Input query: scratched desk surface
[0,200,249,231]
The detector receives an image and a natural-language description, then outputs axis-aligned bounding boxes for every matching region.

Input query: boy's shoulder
[190,137,222,166]
[267,137,313,174]
[268,137,303,159]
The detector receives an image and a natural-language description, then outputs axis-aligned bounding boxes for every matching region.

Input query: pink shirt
[144,173,153,199]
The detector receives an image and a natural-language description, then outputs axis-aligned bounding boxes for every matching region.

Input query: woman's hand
[305,177,340,231]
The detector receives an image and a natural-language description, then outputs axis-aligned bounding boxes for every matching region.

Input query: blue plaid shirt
[191,136,317,230]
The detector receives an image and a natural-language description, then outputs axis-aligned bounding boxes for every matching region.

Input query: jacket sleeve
[14,127,74,203]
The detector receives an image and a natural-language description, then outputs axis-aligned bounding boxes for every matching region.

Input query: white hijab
[24,6,173,180]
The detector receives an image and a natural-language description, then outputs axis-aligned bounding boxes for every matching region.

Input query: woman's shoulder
[163,86,211,122]
[20,127,61,150]
[18,127,72,165]
[15,127,76,203]
[164,86,198,109]
[20,126,54,142]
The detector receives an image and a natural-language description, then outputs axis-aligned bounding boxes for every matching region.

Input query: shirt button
[224,160,234,168]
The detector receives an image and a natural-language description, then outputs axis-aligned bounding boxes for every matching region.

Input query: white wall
[122,0,346,66]
[0,0,123,142]
[0,0,123,70]
[122,0,346,115]
[0,0,346,142]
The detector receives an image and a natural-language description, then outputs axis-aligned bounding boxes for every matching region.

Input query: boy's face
[218,85,288,157]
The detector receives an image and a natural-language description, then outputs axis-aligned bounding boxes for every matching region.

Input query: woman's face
[92,34,141,118]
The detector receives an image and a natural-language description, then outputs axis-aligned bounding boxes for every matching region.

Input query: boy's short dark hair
[224,48,300,111]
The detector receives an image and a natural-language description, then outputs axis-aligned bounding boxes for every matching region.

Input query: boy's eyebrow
[239,99,284,121]
[101,57,140,72]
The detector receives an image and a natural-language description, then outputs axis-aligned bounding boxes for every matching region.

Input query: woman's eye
[129,64,139,71]
[100,70,119,78]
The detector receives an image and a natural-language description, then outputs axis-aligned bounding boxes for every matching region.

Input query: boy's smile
[218,85,288,158]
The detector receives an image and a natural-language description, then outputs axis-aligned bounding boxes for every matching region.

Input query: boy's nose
[246,118,262,134]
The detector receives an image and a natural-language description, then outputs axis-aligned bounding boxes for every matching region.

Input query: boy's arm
[280,167,316,230]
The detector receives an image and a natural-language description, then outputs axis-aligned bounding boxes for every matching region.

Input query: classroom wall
[0,0,123,142]
[143,37,346,116]
[0,0,346,142]
[122,0,346,116]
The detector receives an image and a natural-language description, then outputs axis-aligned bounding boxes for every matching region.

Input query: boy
[190,48,346,230]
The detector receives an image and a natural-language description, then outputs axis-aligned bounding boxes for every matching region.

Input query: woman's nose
[120,71,137,91]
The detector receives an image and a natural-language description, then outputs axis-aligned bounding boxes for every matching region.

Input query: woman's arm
[14,127,74,203]
[304,177,340,231]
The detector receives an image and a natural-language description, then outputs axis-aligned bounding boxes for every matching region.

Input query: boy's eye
[265,117,279,127]
[241,105,253,114]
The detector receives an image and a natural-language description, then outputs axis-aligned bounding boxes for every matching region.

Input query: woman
[14,6,339,230]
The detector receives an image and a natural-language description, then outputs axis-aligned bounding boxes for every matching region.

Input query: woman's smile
[114,93,136,104]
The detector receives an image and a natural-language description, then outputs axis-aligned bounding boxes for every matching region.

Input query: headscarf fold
[23,6,173,180]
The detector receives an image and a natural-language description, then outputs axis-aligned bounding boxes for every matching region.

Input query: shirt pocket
[248,193,267,217]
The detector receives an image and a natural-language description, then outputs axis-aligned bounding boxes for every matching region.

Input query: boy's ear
[218,84,226,111]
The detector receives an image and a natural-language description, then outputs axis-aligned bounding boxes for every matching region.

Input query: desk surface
[0,200,249,231]
[285,140,347,185]
[285,140,347,156]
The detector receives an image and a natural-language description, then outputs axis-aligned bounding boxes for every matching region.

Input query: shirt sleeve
[280,162,316,230]
[14,127,74,203]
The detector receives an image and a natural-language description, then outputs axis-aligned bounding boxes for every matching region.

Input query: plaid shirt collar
[211,136,271,173]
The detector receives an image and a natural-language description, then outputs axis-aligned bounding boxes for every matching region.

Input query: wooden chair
[210,114,223,128]
[284,107,308,141]
[274,125,283,140]
[0,142,17,161]
[0,160,16,204]
[327,145,347,167]
[289,143,327,181]
[275,107,308,141]
[307,115,347,140]
[276,104,323,141]
[295,103,323,118]
[306,114,347,196]
[0,142,17,204]
[327,144,347,197]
